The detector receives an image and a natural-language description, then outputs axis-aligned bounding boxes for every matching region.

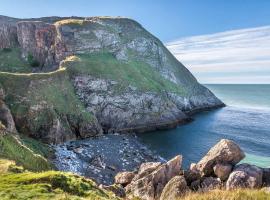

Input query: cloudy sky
[166,26,270,84]
[1,0,270,83]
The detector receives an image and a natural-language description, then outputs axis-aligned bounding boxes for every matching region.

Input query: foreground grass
[182,189,270,200]
[0,163,118,200]
[0,134,52,171]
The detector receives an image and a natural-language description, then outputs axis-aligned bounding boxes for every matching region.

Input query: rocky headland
[0,15,223,144]
[1,15,267,200]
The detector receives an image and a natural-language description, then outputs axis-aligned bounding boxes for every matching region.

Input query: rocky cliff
[0,15,224,143]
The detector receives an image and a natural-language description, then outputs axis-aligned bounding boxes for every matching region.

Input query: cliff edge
[0,15,224,143]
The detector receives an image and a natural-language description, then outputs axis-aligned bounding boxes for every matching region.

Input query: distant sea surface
[138,84,270,168]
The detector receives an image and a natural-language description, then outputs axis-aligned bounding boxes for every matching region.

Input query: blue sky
[1,0,270,41]
[1,0,270,83]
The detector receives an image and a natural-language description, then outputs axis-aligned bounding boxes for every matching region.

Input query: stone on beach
[196,139,245,176]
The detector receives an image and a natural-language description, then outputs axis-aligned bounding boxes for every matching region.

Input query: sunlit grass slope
[62,52,185,94]
[0,161,119,200]
[0,134,52,171]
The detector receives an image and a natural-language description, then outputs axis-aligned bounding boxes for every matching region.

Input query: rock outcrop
[125,155,182,200]
[196,139,245,176]
[115,171,135,186]
[112,139,268,199]
[0,88,17,133]
[0,15,224,143]
[160,176,190,200]
[226,164,263,189]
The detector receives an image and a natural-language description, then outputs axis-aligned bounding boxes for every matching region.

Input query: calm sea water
[138,84,270,168]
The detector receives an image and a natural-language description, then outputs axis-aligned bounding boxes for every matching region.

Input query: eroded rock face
[226,164,263,189]
[0,88,17,133]
[73,76,189,133]
[196,139,245,176]
[160,176,190,200]
[125,155,182,200]
[0,16,18,49]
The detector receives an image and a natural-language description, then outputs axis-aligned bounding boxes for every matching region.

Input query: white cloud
[166,26,270,84]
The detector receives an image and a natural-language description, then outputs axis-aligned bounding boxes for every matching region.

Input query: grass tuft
[181,189,270,200]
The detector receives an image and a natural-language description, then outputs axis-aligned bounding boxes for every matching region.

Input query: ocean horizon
[138,84,270,168]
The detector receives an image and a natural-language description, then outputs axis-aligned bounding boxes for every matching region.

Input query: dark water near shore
[138,84,270,168]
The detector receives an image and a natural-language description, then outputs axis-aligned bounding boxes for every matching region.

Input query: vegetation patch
[0,69,95,137]
[0,48,32,73]
[181,189,270,200]
[62,52,186,95]
[0,162,119,200]
[0,134,52,171]
[54,19,85,27]
[27,53,40,68]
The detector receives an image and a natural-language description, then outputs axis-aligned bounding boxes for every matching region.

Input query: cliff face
[0,15,223,143]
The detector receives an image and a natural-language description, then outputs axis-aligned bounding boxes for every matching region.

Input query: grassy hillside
[0,48,32,73]
[0,159,119,200]
[0,134,52,171]
[0,69,97,141]
[62,52,186,95]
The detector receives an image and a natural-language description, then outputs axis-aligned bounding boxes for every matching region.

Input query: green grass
[181,189,270,200]
[0,69,95,137]
[0,165,119,200]
[0,48,32,73]
[0,134,52,171]
[62,53,185,95]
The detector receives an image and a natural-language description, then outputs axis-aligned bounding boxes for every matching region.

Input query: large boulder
[226,163,263,189]
[213,163,232,181]
[133,162,162,181]
[126,155,182,200]
[114,171,135,186]
[160,176,190,200]
[196,139,245,176]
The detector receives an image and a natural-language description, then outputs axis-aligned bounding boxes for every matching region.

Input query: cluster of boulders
[111,139,269,200]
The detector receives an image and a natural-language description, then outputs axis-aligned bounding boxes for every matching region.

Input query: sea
[137,84,270,168]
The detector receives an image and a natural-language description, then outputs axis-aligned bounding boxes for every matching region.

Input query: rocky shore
[53,133,164,185]
[53,135,270,200]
